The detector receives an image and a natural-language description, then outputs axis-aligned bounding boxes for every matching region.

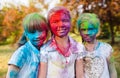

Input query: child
[38,6,84,78]
[6,13,48,78]
[77,13,117,78]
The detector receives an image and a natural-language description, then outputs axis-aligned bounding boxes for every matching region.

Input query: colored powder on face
[49,12,71,37]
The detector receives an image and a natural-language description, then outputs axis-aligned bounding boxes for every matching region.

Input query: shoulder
[8,43,28,68]
[18,42,29,50]
[69,36,84,53]
[40,39,52,50]
[100,42,113,51]
[99,42,113,57]
[14,42,29,55]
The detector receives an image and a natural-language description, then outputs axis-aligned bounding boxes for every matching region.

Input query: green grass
[0,45,16,78]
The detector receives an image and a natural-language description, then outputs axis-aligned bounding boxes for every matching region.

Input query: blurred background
[0,0,120,78]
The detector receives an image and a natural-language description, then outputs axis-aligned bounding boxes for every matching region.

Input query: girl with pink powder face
[77,13,117,78]
[38,6,84,78]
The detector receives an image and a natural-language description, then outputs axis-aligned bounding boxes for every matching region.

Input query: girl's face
[26,30,47,49]
[79,21,98,42]
[49,12,71,37]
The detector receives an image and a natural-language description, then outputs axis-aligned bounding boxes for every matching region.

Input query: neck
[34,45,40,50]
[55,36,69,46]
[54,36,71,57]
[84,39,98,52]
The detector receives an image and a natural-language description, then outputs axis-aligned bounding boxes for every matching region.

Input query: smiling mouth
[58,28,67,32]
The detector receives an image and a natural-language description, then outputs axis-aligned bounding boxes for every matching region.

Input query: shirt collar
[48,36,79,54]
[26,41,39,54]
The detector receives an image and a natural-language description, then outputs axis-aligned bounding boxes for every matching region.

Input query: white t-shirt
[40,36,84,78]
[83,42,113,78]
[8,41,40,78]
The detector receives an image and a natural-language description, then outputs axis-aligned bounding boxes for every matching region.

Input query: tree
[0,3,39,44]
[59,0,120,44]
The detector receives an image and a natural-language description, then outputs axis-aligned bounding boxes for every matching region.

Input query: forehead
[50,12,69,19]
[80,21,95,29]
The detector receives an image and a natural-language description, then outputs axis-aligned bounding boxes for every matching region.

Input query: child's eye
[29,31,35,33]
[88,28,94,31]
[28,29,36,33]
[62,19,69,22]
[81,29,86,31]
[52,20,58,23]
[38,29,44,33]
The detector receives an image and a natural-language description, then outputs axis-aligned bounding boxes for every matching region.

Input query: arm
[76,59,84,78]
[6,64,20,78]
[38,62,47,78]
[107,55,117,78]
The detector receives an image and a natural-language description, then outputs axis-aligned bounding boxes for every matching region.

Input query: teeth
[57,29,66,31]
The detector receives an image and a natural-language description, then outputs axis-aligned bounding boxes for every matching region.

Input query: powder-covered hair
[47,6,71,25]
[77,13,100,32]
[18,13,48,47]
[23,12,48,33]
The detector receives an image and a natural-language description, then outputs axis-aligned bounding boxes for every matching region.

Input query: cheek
[40,32,47,40]
[50,25,56,31]
[27,34,33,40]
[80,31,86,35]
[66,24,71,31]
[80,32,86,37]
[50,26,57,34]
[88,29,98,36]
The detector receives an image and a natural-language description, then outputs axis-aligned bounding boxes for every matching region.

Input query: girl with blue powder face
[77,13,117,78]
[6,13,48,78]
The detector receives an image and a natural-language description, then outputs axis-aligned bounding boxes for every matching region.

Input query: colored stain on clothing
[40,36,84,78]
[8,41,40,78]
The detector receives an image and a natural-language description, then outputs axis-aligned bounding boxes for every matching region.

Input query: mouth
[57,28,68,32]
[83,36,90,40]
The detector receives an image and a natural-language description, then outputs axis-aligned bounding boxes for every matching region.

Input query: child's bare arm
[107,55,117,78]
[76,59,84,78]
[6,64,20,78]
[38,62,47,78]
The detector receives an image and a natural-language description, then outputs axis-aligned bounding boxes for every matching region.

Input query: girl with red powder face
[38,6,84,78]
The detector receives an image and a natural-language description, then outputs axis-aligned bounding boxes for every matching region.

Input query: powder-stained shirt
[83,42,113,78]
[8,41,40,78]
[40,36,84,78]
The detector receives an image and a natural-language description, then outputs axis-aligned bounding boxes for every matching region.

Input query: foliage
[0,0,120,44]
[59,0,120,44]
[98,23,110,39]
[0,3,39,44]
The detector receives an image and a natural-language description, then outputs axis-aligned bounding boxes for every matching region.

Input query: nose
[35,31,42,38]
[58,21,64,27]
